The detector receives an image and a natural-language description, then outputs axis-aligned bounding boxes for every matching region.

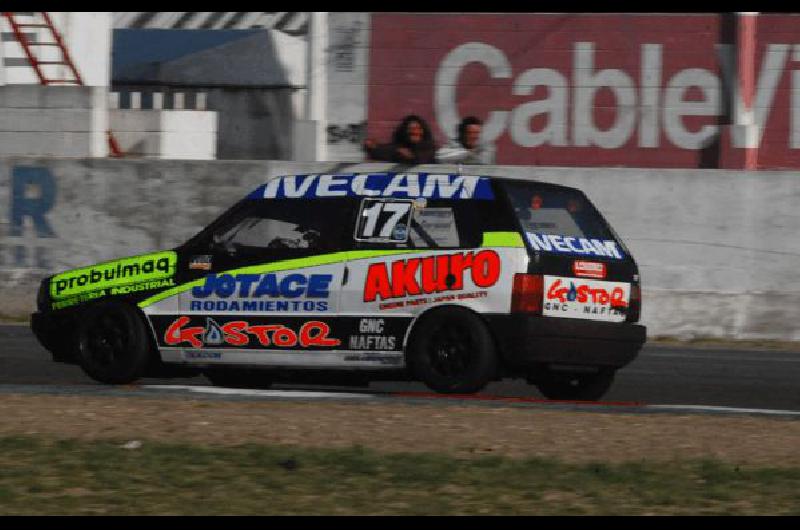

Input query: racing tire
[75,301,153,385]
[406,307,497,394]
[204,367,274,389]
[534,368,616,401]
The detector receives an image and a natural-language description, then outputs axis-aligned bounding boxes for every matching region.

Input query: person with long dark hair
[363,114,437,164]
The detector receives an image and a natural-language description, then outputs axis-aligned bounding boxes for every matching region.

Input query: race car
[31,172,646,400]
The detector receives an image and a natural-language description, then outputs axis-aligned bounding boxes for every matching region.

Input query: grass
[0,435,799,515]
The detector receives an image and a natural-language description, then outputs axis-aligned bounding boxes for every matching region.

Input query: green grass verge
[1,435,799,515]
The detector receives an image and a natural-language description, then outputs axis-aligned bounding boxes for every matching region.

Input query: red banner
[366,13,800,169]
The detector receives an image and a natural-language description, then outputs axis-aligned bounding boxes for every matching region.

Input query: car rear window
[501,181,625,260]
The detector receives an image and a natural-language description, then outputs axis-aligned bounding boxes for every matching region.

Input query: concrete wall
[0,85,108,157]
[109,110,217,160]
[113,85,298,160]
[1,157,798,342]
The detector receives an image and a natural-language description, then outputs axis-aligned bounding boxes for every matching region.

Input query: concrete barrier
[1,157,799,341]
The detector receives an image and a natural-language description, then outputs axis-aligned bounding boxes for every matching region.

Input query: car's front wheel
[76,301,153,384]
[406,307,498,394]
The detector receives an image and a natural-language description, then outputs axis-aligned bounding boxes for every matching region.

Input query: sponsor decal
[184,351,222,360]
[164,317,341,349]
[573,260,607,279]
[192,273,332,299]
[50,251,177,300]
[348,318,397,351]
[189,255,213,271]
[249,173,494,200]
[343,354,403,365]
[52,277,176,310]
[363,250,501,303]
[189,300,328,312]
[189,273,332,312]
[526,233,624,260]
[543,276,629,322]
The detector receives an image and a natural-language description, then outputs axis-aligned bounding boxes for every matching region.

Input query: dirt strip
[1,393,799,466]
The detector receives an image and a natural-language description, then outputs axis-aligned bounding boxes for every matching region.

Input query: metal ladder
[2,11,124,156]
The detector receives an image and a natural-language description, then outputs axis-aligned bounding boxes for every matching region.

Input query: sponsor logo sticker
[526,233,624,260]
[50,251,177,300]
[573,260,606,279]
[363,249,501,303]
[348,318,398,351]
[189,273,332,312]
[189,255,213,271]
[543,275,629,322]
[249,173,494,200]
[164,317,341,349]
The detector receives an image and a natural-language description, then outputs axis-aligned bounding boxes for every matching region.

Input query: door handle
[342,265,349,286]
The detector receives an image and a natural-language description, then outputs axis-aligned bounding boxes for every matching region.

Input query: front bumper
[31,310,79,363]
[486,314,646,370]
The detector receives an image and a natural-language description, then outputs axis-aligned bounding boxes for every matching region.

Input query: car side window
[210,199,351,256]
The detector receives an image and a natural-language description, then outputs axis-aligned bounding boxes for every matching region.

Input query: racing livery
[31,172,646,399]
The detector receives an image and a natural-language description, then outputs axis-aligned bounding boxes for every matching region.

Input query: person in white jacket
[436,116,496,164]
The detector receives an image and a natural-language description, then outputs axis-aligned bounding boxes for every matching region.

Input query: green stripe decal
[137,249,418,309]
[481,231,524,248]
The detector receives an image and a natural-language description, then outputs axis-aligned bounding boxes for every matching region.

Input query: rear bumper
[486,314,646,370]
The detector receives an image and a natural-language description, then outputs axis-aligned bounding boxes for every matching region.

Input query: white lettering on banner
[573,42,637,149]
[663,68,720,150]
[527,233,623,259]
[435,42,511,147]
[510,68,568,147]
[434,41,796,150]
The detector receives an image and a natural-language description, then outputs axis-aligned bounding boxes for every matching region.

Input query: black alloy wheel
[407,307,497,394]
[76,302,153,384]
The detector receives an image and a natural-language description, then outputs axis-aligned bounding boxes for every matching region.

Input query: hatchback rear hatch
[499,179,641,324]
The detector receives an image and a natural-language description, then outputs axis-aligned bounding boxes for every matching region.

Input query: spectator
[436,116,495,164]
[363,115,437,164]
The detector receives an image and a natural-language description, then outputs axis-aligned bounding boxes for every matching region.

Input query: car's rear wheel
[533,368,616,401]
[204,367,274,389]
[76,301,153,384]
[407,307,497,394]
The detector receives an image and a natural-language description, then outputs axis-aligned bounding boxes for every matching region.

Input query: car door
[339,197,495,363]
[161,197,356,364]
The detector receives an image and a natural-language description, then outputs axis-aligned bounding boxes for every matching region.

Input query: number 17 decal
[354,199,413,242]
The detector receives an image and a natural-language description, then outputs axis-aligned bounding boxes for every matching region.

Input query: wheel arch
[400,303,506,373]
[78,297,163,362]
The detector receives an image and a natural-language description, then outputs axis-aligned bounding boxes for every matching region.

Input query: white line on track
[139,385,800,417]
[647,404,800,416]
[142,385,373,399]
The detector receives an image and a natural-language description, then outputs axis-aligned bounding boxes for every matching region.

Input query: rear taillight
[511,273,543,314]
[627,284,641,322]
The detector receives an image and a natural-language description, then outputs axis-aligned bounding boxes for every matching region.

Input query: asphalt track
[2,324,800,416]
